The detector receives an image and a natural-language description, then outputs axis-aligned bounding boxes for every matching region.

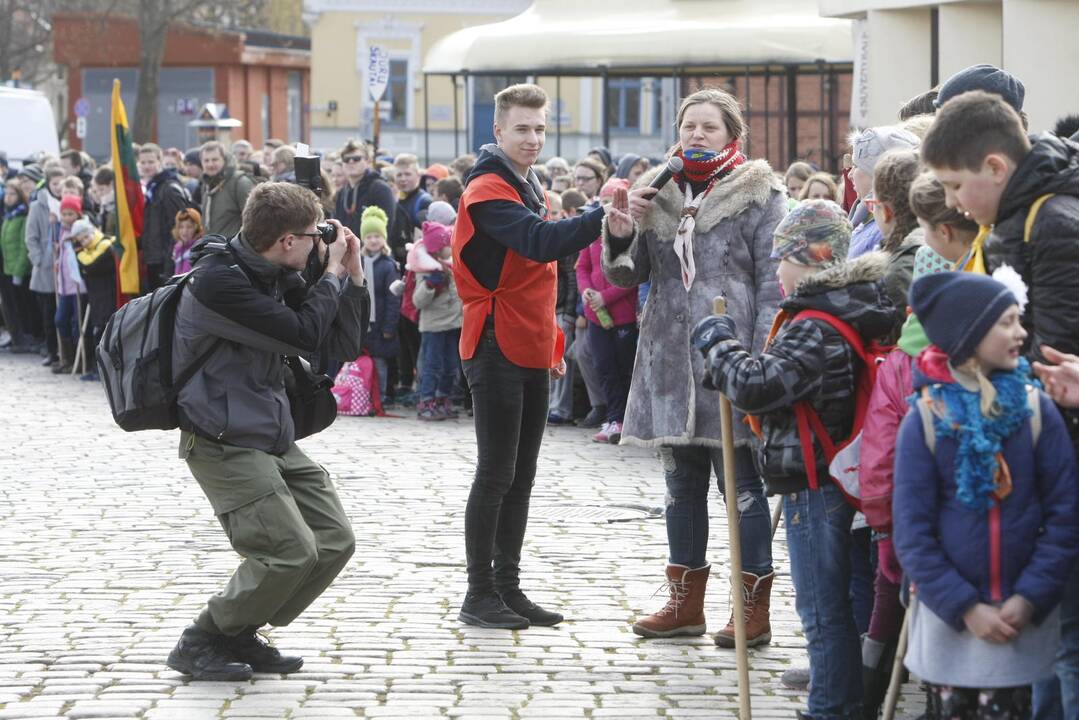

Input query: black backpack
[97,237,226,431]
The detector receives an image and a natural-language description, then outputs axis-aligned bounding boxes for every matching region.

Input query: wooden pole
[770,500,783,539]
[72,300,90,377]
[714,296,752,720]
[881,611,910,720]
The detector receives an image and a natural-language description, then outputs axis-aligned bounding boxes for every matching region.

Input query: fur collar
[795,251,889,294]
[632,159,783,241]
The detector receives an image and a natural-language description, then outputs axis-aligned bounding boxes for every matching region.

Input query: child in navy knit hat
[893,272,1079,718]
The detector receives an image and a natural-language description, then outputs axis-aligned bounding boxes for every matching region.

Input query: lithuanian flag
[110,79,145,295]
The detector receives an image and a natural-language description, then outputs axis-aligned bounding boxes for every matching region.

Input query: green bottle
[594,306,614,330]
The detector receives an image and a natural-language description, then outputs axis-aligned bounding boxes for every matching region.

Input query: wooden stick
[72,297,90,377]
[770,500,783,539]
[881,611,910,720]
[714,296,752,720]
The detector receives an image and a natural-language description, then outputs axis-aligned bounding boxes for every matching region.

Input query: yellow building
[304,0,747,163]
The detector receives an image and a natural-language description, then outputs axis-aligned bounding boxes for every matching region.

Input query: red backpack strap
[790,310,863,490]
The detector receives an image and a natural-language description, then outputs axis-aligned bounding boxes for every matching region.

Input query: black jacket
[174,235,369,454]
[705,253,896,495]
[985,132,1079,448]
[142,168,191,269]
[461,144,604,292]
[333,170,397,240]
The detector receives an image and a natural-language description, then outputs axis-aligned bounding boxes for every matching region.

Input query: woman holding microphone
[603,88,786,648]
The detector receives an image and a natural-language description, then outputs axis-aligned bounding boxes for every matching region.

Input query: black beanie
[936,64,1025,112]
[909,272,1017,365]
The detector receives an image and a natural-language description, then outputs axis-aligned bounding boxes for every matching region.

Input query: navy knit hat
[936,64,1025,112]
[909,272,1017,364]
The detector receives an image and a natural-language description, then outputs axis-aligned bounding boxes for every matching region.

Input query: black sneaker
[224,628,304,674]
[501,590,563,626]
[166,625,253,681]
[575,405,607,429]
[458,592,530,629]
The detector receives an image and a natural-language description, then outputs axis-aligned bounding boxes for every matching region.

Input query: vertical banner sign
[850,19,870,129]
[368,46,390,150]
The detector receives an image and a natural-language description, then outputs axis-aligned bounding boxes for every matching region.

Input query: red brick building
[52,13,310,159]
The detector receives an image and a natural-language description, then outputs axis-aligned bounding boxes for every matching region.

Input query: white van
[0,87,60,167]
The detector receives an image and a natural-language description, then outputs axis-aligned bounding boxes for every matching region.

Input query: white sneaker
[592,421,612,443]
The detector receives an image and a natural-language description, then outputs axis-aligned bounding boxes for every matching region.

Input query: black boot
[458,592,530,629]
[166,625,252,681]
[500,589,563,626]
[224,627,304,674]
[861,634,898,720]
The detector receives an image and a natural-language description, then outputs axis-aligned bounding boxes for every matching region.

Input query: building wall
[819,0,1079,133]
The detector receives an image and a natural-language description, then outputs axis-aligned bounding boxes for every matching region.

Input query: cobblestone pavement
[0,351,926,719]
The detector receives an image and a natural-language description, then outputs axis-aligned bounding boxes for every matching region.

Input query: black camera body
[316,223,338,244]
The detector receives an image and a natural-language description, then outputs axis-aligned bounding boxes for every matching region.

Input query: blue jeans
[419,329,461,401]
[586,321,637,423]
[661,444,772,575]
[785,483,863,719]
[55,293,86,341]
[1033,564,1079,720]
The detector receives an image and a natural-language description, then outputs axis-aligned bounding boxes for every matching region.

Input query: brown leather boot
[714,570,774,648]
[632,564,709,638]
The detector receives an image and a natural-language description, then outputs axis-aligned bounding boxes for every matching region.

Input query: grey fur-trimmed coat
[601,160,787,448]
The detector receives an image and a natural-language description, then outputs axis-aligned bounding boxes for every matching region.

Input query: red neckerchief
[675,141,747,195]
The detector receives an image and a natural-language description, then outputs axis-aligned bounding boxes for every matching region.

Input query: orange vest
[452,172,564,369]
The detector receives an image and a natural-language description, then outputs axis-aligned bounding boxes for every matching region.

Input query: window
[607,78,641,133]
[385,59,408,127]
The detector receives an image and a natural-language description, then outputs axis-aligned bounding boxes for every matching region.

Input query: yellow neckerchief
[954,225,990,274]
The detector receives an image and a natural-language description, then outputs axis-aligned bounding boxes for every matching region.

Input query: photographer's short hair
[339,138,370,161]
[138,142,164,160]
[393,153,420,170]
[495,84,548,124]
[200,140,228,160]
[242,182,324,252]
[922,90,1031,171]
[271,145,296,169]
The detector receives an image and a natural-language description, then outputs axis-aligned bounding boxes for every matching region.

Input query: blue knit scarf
[916,358,1035,510]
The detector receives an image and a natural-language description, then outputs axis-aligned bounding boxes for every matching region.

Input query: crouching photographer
[166,181,369,681]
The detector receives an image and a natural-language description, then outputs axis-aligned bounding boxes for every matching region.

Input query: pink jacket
[859,349,914,532]
[576,238,637,327]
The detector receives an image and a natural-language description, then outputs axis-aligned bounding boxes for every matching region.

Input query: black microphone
[647,156,684,192]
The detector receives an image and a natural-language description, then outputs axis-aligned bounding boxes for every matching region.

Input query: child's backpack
[332,355,383,417]
[790,310,894,509]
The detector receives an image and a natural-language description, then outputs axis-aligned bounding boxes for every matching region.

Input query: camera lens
[317,223,337,244]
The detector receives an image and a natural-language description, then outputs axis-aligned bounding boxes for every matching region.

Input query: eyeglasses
[342,155,365,164]
[286,230,322,242]
[574,174,597,183]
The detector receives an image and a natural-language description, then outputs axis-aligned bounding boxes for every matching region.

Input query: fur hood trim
[633,159,783,241]
[795,251,890,294]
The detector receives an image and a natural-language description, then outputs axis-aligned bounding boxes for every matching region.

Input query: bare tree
[0,1,56,85]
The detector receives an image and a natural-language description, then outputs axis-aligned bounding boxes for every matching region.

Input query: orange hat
[425,163,450,181]
[172,207,204,241]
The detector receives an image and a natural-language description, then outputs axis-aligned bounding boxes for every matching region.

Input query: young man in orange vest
[453,84,611,628]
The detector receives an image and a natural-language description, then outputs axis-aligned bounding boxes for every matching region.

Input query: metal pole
[556,75,562,158]
[464,71,471,153]
[453,74,460,158]
[715,295,753,720]
[373,99,381,155]
[423,73,430,166]
[786,65,798,165]
[601,67,611,150]
[743,65,752,158]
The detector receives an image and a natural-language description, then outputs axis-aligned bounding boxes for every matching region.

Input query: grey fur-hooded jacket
[601,160,787,448]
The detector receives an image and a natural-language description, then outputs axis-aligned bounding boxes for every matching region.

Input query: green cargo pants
[180,431,356,636]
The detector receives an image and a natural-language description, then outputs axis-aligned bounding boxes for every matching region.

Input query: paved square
[0,352,925,718]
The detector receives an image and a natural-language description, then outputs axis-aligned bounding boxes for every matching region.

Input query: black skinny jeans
[462,324,550,595]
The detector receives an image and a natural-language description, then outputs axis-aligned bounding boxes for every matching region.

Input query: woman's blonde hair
[676,88,746,143]
[798,172,840,202]
[958,358,1001,417]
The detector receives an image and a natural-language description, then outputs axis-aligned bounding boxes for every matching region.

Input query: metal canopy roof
[423,0,853,75]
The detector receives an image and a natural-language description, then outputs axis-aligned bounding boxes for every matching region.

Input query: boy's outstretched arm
[692,314,827,414]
